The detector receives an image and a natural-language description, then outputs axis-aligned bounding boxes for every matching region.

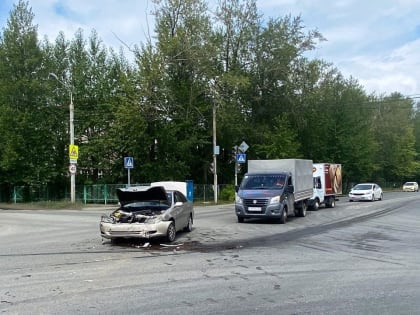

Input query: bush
[219,184,235,201]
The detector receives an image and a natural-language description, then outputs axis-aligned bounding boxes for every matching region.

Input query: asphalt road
[1,192,420,314]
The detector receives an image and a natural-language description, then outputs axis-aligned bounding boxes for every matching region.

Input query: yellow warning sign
[69,145,79,160]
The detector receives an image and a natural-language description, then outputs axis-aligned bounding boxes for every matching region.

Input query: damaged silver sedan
[100,185,194,243]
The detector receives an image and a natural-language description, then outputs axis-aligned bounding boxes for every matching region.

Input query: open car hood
[116,186,169,206]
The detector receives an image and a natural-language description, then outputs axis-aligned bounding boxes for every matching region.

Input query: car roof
[116,186,170,206]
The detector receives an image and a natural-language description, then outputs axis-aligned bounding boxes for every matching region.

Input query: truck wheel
[312,199,320,211]
[326,197,335,208]
[110,238,120,245]
[279,207,287,224]
[298,201,307,217]
[237,216,244,223]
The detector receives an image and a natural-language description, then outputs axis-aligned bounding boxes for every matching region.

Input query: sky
[1,0,420,97]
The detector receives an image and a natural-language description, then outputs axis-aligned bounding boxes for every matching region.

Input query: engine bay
[111,208,165,223]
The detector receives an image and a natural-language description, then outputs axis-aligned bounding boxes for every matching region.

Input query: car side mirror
[235,185,239,192]
[175,201,183,206]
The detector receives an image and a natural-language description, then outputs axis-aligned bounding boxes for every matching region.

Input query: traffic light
[236,163,242,173]
[209,162,215,174]
[231,145,238,163]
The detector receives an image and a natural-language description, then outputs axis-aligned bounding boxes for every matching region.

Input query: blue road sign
[236,153,246,164]
[124,157,134,169]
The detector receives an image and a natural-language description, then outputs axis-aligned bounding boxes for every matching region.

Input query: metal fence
[0,181,407,204]
[0,183,234,204]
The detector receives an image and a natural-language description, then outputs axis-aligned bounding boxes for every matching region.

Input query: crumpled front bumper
[100,221,171,240]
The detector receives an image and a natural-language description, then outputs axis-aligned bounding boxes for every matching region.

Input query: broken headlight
[143,215,163,224]
[101,215,114,223]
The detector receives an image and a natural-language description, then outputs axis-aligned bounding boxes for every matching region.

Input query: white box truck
[309,163,342,210]
[235,159,313,224]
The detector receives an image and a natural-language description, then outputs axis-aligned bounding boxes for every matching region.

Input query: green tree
[133,0,217,182]
[372,93,419,182]
[0,0,56,186]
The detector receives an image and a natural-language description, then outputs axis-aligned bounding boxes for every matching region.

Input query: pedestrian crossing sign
[69,145,78,160]
[236,153,246,164]
[124,157,134,169]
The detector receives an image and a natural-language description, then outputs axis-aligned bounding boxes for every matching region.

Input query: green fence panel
[82,184,126,204]
[4,183,234,204]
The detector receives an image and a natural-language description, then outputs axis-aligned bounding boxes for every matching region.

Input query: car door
[173,191,187,230]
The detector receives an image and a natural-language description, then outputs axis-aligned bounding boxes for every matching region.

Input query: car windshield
[241,174,286,189]
[353,184,373,190]
[404,182,415,186]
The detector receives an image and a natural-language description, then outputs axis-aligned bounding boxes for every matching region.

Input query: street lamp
[212,98,218,203]
[49,72,76,203]
[208,78,219,204]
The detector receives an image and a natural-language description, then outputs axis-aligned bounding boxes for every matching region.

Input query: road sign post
[124,157,134,187]
[235,153,247,186]
[68,144,78,203]
[234,141,249,186]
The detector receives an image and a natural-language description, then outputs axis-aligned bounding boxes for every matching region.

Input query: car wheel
[166,222,176,242]
[279,207,287,224]
[184,214,193,232]
[237,216,244,223]
[379,193,383,201]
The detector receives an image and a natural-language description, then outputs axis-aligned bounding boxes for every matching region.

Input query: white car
[100,185,194,243]
[402,182,419,192]
[348,183,383,202]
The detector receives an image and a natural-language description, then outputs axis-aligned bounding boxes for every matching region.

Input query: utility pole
[213,98,218,203]
[50,73,76,203]
[69,91,75,203]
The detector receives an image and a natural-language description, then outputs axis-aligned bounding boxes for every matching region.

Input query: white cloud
[29,0,154,53]
[338,38,420,95]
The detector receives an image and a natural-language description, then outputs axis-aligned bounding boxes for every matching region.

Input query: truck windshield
[241,174,286,189]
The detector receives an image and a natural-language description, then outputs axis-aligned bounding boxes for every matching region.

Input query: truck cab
[235,159,313,224]
[235,172,306,224]
[309,163,342,210]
